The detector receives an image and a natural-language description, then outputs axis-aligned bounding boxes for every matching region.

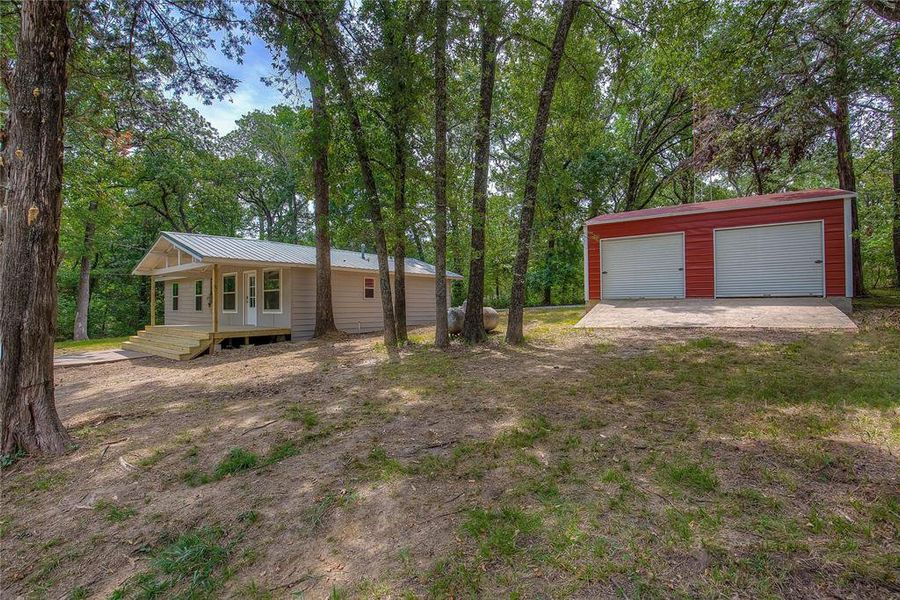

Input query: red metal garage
[584,188,855,305]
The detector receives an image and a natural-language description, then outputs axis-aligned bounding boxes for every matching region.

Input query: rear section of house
[583,188,854,311]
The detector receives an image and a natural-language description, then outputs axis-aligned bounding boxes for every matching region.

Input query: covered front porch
[122,324,292,361]
[128,233,294,360]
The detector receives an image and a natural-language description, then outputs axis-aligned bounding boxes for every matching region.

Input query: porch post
[211,264,219,355]
[150,276,156,327]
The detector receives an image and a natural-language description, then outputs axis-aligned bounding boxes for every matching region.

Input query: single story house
[127,231,462,359]
[583,188,855,311]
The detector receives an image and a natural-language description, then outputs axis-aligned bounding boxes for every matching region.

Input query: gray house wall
[163,265,292,329]
[163,263,448,338]
[291,267,450,339]
[163,276,212,326]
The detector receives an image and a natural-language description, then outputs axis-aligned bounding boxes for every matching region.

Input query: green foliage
[49,0,897,343]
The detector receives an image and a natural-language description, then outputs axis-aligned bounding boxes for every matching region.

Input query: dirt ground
[2,306,898,599]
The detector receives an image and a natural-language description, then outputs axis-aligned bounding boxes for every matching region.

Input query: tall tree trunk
[892,95,900,287]
[392,125,408,342]
[835,94,864,298]
[73,200,98,340]
[506,0,580,344]
[310,67,337,337]
[462,6,500,343]
[301,3,398,346]
[0,0,73,455]
[891,92,900,288]
[433,0,450,348]
[449,191,465,305]
[832,2,864,296]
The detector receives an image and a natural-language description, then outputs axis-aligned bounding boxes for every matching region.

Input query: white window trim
[194,279,203,311]
[262,268,283,314]
[171,282,179,311]
[222,272,238,314]
[364,276,376,299]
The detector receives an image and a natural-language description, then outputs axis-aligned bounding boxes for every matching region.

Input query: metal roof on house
[134,231,463,279]
[586,188,854,226]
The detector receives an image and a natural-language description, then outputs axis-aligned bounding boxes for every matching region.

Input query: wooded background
[2,0,897,342]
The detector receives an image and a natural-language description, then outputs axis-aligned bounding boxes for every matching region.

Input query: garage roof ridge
[586,188,854,226]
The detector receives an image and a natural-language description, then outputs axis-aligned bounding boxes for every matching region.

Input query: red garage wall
[586,198,847,299]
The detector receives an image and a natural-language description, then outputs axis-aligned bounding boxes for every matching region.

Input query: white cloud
[180,35,301,135]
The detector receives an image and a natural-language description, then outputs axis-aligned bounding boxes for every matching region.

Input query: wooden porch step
[125,328,213,360]
[122,340,193,361]
[136,331,208,349]
[131,334,202,353]
[144,326,212,340]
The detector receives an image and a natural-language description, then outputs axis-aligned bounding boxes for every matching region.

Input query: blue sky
[181,33,309,135]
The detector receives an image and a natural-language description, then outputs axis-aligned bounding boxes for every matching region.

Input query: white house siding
[290,268,449,339]
[291,267,316,339]
[163,266,292,329]
[163,277,211,326]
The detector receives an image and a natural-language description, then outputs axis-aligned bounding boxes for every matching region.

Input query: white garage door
[600,233,685,299]
[715,222,824,297]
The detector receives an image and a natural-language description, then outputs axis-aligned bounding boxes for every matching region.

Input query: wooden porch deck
[122,325,292,361]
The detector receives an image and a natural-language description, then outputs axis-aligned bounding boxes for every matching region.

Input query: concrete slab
[54,349,150,368]
[575,298,857,330]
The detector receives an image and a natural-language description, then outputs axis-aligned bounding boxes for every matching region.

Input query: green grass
[94,500,137,523]
[182,428,338,487]
[54,336,129,355]
[351,447,407,481]
[137,448,168,469]
[67,586,90,600]
[657,460,720,494]
[213,448,259,478]
[854,287,900,310]
[285,405,319,428]
[10,307,900,599]
[462,507,542,559]
[109,527,232,599]
[182,447,259,486]
[306,490,357,529]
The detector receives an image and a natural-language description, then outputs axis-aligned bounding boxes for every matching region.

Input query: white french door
[245,271,258,325]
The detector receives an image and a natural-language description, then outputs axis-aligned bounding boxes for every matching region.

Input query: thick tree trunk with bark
[310,68,337,337]
[433,0,449,348]
[303,4,398,346]
[392,125,408,342]
[831,4,864,297]
[834,92,864,297]
[73,200,98,340]
[506,0,580,344]
[462,7,500,343]
[892,98,900,287]
[0,0,73,455]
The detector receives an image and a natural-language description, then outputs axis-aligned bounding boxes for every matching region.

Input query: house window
[263,269,281,312]
[364,277,375,299]
[223,273,237,312]
[172,283,179,311]
[195,280,203,311]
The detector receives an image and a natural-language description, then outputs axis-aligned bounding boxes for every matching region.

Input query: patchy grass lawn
[3,304,898,599]
[54,336,130,355]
